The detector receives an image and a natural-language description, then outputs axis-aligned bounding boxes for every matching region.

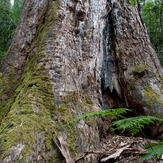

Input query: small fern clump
[111,115,163,162]
[63,108,163,162]
[139,141,163,162]
[111,116,163,135]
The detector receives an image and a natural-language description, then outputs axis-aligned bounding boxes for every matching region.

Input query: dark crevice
[101,11,126,110]
[101,13,114,92]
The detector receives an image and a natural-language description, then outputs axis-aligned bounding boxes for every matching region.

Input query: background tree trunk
[0,0,162,162]
[102,0,163,138]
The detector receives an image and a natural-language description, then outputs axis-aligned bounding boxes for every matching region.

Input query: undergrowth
[63,108,163,162]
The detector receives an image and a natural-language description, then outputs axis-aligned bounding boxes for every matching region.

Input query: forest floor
[100,135,158,163]
[55,118,162,163]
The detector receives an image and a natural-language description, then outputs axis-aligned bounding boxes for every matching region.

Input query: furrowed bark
[0,0,162,162]
[102,0,163,138]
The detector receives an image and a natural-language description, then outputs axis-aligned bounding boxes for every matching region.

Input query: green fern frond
[111,116,163,135]
[61,107,163,162]
[139,142,163,162]
[144,141,163,149]
[62,108,130,127]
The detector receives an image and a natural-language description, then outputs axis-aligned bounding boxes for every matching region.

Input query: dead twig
[74,150,113,162]
[53,132,74,163]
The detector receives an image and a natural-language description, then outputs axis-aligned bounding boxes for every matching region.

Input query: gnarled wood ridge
[0,0,162,162]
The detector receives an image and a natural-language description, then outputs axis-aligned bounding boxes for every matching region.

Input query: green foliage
[128,0,145,6]
[111,116,163,135]
[0,0,24,65]
[0,1,13,49]
[12,0,24,23]
[141,0,163,65]
[62,108,130,127]
[139,141,163,162]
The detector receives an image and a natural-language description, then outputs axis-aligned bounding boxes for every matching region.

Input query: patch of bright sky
[10,0,14,6]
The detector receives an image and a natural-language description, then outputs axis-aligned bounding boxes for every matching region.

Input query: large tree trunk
[0,0,162,162]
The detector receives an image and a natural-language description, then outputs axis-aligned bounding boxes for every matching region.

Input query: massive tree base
[0,0,162,162]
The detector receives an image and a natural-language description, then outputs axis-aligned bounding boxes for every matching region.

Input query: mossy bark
[102,0,163,139]
[0,0,163,162]
[0,0,103,162]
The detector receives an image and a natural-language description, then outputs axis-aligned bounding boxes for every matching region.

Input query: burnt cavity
[76,11,86,21]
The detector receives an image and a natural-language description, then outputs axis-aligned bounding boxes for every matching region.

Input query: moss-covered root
[0,1,61,162]
[132,64,148,76]
[0,64,56,161]
[143,86,163,107]
[53,92,95,157]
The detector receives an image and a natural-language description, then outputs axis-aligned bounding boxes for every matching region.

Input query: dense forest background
[0,0,24,65]
[0,0,162,66]
[141,0,163,65]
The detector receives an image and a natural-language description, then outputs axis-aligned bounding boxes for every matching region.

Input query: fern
[139,141,163,162]
[111,116,163,161]
[62,108,130,127]
[144,141,163,149]
[62,109,163,162]
[111,116,163,135]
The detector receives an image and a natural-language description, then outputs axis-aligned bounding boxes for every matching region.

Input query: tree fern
[111,116,163,135]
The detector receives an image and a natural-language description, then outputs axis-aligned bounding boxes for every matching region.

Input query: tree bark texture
[0,0,162,162]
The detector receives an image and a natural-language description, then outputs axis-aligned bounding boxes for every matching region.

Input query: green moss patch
[53,92,94,157]
[129,79,137,91]
[0,71,19,122]
[132,64,148,76]
[158,76,163,94]
[143,86,163,106]
[87,75,93,86]
[0,115,55,158]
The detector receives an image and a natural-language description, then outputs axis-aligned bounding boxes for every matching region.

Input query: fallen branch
[74,150,113,162]
[74,147,147,162]
[101,145,130,162]
[53,132,74,163]
[53,132,147,163]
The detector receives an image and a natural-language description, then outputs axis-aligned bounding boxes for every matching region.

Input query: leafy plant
[111,116,163,135]
[62,108,130,127]
[139,141,163,162]
[63,108,163,162]
[0,0,24,64]
[111,115,163,162]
